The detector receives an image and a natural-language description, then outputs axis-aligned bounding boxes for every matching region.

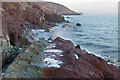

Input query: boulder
[64,20,70,23]
[76,23,81,26]
[62,24,74,28]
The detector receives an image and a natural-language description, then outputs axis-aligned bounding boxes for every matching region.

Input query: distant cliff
[36,2,82,15]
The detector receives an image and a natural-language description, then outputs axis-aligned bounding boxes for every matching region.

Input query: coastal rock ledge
[44,37,119,79]
[2,37,119,79]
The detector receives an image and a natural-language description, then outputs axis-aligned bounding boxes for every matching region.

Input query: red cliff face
[2,2,65,46]
[44,37,119,78]
[2,10,25,46]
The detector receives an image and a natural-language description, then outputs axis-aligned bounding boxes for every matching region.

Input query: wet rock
[64,20,70,23]
[46,22,56,27]
[47,37,53,43]
[45,29,50,32]
[62,24,73,28]
[75,45,81,50]
[76,23,81,26]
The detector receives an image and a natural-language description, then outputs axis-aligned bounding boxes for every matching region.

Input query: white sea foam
[1,73,4,77]
[31,29,52,40]
[60,55,64,57]
[52,26,70,40]
[46,43,56,49]
[44,58,63,68]
[32,29,45,32]
[44,49,63,53]
[75,54,79,59]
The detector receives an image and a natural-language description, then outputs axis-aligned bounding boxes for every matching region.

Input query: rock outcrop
[76,23,81,26]
[3,38,47,78]
[44,37,119,78]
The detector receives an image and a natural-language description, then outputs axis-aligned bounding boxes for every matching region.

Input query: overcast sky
[43,0,119,15]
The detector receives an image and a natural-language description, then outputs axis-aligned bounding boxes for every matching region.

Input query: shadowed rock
[2,38,47,78]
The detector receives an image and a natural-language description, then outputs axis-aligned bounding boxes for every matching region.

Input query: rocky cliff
[36,2,82,15]
[1,2,119,79]
[2,2,66,46]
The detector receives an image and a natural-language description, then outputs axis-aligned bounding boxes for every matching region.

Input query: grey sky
[43,0,119,15]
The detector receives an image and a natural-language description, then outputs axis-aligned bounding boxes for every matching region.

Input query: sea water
[31,14,119,66]
[61,14,118,65]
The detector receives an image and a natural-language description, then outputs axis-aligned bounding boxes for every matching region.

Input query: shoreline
[1,20,119,78]
[61,14,119,67]
[1,2,119,78]
[31,27,119,67]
